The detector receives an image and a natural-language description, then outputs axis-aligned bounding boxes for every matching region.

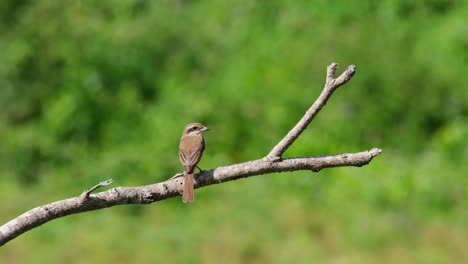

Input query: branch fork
[0,63,381,246]
[266,63,356,161]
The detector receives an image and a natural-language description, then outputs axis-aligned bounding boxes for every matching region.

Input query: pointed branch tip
[327,63,339,81]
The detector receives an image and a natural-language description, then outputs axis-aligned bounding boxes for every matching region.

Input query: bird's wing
[179,135,205,173]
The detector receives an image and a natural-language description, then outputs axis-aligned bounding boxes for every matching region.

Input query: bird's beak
[201,126,209,132]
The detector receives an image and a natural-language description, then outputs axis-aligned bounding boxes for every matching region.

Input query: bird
[178,122,209,203]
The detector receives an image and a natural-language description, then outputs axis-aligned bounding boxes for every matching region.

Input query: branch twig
[79,179,114,203]
[0,63,380,247]
[266,63,355,160]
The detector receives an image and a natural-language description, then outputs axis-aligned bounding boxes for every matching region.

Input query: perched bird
[178,122,209,203]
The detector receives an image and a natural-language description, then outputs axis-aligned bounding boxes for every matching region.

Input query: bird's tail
[182,173,194,203]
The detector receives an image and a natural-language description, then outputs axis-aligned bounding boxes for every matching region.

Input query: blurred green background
[1,0,467,263]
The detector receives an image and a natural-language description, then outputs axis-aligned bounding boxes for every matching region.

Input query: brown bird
[179,122,209,203]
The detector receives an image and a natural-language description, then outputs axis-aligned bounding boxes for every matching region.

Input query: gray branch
[267,63,355,160]
[0,63,381,247]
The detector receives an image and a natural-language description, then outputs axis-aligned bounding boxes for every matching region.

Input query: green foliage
[1,0,467,263]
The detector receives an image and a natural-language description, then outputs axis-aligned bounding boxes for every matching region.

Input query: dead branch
[0,63,381,246]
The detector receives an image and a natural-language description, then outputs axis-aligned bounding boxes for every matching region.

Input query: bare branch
[0,148,381,246]
[0,63,381,247]
[267,63,356,160]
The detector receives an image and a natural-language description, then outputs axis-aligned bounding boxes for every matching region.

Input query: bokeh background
[1,1,467,263]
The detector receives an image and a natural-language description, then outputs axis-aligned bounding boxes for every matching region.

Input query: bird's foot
[196,166,205,173]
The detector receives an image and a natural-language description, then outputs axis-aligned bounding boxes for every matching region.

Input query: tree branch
[267,63,355,160]
[0,63,381,247]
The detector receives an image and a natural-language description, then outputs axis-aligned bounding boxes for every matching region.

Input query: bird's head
[183,122,209,136]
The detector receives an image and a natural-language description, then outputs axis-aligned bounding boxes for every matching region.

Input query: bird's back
[179,134,205,173]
